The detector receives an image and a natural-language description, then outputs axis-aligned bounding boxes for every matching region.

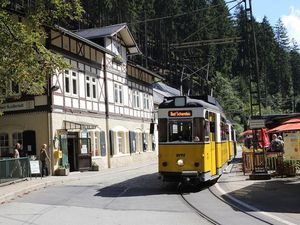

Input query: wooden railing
[242,150,285,174]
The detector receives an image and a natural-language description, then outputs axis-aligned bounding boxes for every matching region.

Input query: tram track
[177,182,273,225]
[178,182,222,225]
[180,192,222,225]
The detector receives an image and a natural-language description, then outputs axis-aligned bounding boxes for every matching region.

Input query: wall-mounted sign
[0,100,34,112]
[169,111,192,117]
[249,119,265,129]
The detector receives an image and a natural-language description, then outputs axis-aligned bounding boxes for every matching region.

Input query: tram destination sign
[249,119,265,129]
[169,110,192,117]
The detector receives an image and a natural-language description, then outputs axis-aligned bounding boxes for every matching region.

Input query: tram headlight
[177,159,184,167]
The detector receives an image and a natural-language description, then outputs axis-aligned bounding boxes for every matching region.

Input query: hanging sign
[249,119,265,129]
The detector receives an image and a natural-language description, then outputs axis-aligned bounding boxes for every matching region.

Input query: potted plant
[91,161,99,171]
[55,164,70,176]
[283,160,296,177]
[112,55,124,65]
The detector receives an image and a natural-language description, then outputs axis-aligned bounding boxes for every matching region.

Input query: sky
[249,0,300,44]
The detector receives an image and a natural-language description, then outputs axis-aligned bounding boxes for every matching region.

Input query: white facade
[0,25,158,173]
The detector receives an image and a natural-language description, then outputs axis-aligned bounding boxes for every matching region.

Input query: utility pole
[244,0,270,180]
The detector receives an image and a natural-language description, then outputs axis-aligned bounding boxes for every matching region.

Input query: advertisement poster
[283,132,300,160]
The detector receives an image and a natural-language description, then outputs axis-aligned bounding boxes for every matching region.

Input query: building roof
[75,23,141,55]
[153,82,180,96]
[55,25,114,56]
[153,82,180,105]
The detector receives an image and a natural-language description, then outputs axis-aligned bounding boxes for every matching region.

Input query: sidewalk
[213,158,300,225]
[0,161,156,205]
[0,171,101,204]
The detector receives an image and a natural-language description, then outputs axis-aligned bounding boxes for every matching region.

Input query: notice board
[284,132,300,160]
[29,160,41,175]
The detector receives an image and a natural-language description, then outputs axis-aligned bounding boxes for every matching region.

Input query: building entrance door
[67,132,79,172]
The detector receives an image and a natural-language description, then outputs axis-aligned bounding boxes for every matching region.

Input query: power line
[182,0,244,42]
[128,0,239,25]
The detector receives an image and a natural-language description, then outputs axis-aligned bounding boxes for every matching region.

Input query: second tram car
[158,96,235,183]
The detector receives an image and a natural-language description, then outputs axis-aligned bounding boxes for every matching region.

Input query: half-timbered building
[0,24,159,174]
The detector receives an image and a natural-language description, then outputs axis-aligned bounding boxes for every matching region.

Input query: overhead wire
[128,0,239,25]
[182,0,244,42]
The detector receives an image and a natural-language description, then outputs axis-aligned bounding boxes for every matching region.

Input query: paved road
[0,160,295,225]
[0,163,211,225]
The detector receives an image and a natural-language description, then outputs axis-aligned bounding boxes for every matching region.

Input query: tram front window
[169,120,192,142]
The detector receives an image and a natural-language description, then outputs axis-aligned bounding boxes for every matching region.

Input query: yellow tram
[158,96,235,183]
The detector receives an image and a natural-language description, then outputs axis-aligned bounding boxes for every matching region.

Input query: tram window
[193,118,207,142]
[205,121,210,142]
[169,120,192,142]
[221,122,227,141]
[158,119,167,142]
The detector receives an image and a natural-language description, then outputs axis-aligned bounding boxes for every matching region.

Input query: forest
[73,0,300,131]
[2,0,300,131]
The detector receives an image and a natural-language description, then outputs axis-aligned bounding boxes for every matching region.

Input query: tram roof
[159,96,222,113]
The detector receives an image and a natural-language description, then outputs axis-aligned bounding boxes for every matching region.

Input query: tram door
[209,113,217,176]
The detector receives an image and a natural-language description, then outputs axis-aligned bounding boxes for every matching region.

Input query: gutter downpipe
[46,28,54,175]
[103,53,111,168]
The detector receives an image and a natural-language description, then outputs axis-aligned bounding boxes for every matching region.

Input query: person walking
[40,144,50,176]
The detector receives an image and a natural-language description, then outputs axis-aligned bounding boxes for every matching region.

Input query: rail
[0,157,30,184]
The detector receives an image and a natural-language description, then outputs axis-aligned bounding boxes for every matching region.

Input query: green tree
[290,39,300,112]
[0,0,83,100]
[274,19,293,112]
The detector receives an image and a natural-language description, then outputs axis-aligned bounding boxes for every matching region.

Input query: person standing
[11,143,22,177]
[40,144,50,176]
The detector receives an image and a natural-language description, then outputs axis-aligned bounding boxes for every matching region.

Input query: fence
[0,157,30,184]
[242,151,298,175]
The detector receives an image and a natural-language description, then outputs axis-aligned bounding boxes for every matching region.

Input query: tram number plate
[176,153,185,157]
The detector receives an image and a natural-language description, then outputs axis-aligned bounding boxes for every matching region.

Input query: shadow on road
[223,177,300,214]
[94,172,215,198]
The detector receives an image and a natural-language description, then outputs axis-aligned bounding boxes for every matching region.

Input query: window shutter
[100,131,106,156]
[109,130,114,156]
[129,131,136,154]
[142,133,147,152]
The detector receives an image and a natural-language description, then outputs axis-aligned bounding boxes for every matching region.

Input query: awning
[268,123,300,133]
[268,118,300,133]
[64,121,97,130]
[240,129,256,136]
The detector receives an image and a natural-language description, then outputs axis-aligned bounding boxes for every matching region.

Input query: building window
[64,70,78,95]
[143,93,149,110]
[114,83,123,104]
[86,76,91,98]
[0,81,20,97]
[72,72,77,95]
[12,132,23,146]
[90,131,100,157]
[10,81,20,95]
[64,70,70,93]
[92,78,96,99]
[133,90,140,108]
[0,133,9,157]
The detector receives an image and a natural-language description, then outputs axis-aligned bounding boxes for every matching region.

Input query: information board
[29,160,41,175]
[284,132,300,160]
